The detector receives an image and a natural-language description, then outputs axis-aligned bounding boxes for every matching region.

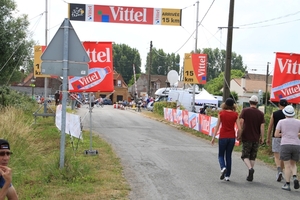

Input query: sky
[14,0,300,75]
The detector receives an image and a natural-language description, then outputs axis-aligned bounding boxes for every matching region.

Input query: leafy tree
[0,0,35,85]
[145,48,180,76]
[205,69,244,95]
[127,73,141,87]
[198,48,247,81]
[113,43,142,84]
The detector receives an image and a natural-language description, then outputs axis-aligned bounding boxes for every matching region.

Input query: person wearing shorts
[275,105,300,191]
[238,95,265,182]
[267,99,288,181]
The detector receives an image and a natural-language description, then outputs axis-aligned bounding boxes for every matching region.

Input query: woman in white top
[275,105,300,191]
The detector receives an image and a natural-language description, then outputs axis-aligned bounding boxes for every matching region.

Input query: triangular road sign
[41,18,90,63]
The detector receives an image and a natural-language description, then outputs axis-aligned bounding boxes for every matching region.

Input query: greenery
[1,106,130,199]
[204,69,245,95]
[198,48,246,81]
[0,86,36,113]
[0,0,35,85]
[127,73,141,88]
[145,48,180,76]
[113,43,142,84]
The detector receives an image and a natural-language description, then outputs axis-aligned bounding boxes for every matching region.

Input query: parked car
[103,98,112,105]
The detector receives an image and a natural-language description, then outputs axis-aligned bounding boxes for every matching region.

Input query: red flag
[270,52,300,103]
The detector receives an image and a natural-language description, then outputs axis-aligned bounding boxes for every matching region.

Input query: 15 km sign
[183,53,207,84]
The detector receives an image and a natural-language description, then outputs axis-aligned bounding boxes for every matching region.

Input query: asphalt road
[77,105,300,200]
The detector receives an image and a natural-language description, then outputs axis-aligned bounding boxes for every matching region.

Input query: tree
[113,43,142,84]
[0,0,35,85]
[205,69,244,95]
[198,48,247,81]
[145,48,180,76]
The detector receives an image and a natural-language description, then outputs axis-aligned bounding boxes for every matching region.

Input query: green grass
[1,107,130,200]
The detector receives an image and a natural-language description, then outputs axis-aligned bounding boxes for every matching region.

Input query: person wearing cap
[0,139,18,199]
[211,98,242,181]
[238,95,265,182]
[275,105,300,191]
[266,98,288,182]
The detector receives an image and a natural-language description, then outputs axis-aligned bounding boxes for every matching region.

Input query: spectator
[238,95,265,182]
[267,98,288,182]
[54,91,60,106]
[90,93,95,108]
[275,105,300,191]
[0,139,18,199]
[59,91,63,104]
[211,98,242,181]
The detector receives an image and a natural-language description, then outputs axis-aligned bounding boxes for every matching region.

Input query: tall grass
[0,106,130,199]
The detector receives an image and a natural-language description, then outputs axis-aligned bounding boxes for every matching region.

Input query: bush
[0,86,36,113]
[153,101,183,116]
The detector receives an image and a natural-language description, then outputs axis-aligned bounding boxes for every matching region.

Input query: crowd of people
[211,95,300,191]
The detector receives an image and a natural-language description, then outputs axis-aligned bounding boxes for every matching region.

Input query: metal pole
[192,1,199,112]
[59,19,70,169]
[148,41,153,97]
[89,92,93,151]
[265,62,270,111]
[44,0,48,113]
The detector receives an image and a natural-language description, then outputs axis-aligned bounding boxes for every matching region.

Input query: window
[156,82,160,89]
[117,80,121,87]
[117,95,123,102]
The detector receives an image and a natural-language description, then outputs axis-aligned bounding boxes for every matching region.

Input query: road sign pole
[60,18,70,169]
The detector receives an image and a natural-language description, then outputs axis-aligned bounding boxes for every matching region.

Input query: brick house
[10,73,62,97]
[95,71,129,104]
[128,74,169,99]
[229,73,273,105]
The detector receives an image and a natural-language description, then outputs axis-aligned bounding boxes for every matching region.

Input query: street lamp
[30,78,36,100]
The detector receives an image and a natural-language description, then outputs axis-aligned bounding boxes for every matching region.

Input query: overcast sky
[14,0,300,75]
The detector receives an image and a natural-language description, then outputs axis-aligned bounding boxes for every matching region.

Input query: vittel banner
[68,42,114,93]
[184,53,207,84]
[68,3,181,26]
[270,52,300,103]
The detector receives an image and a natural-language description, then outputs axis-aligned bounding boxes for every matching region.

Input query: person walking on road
[275,105,300,191]
[238,95,265,182]
[0,139,18,199]
[211,98,242,181]
[266,98,288,182]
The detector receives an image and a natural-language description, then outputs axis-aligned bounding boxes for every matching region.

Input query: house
[10,73,62,98]
[128,74,169,100]
[95,71,130,104]
[230,73,273,105]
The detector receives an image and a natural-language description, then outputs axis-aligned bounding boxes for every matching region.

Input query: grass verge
[1,106,130,200]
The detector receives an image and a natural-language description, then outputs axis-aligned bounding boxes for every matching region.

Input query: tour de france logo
[69,4,86,21]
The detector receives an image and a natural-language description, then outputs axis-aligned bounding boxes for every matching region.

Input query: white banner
[55,105,82,139]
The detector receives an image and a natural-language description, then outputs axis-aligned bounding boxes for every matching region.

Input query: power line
[237,10,300,27]
[174,0,216,54]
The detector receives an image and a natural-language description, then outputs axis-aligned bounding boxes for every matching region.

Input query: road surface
[77,105,299,200]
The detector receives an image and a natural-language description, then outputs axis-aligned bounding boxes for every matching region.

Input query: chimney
[241,76,246,90]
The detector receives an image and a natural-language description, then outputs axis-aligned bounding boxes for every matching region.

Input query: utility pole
[44,0,48,113]
[222,0,235,101]
[265,62,270,112]
[148,41,153,97]
[192,1,199,113]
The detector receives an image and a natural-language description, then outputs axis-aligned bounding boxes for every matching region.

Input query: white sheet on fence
[55,105,82,139]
